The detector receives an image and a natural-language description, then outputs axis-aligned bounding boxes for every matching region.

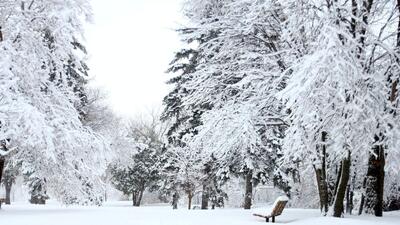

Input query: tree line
[153,0,400,217]
[0,0,399,220]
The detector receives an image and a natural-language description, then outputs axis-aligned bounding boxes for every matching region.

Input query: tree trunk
[132,188,144,207]
[136,189,144,206]
[0,28,4,186]
[132,192,137,206]
[331,163,342,206]
[244,170,253,209]
[187,190,193,210]
[333,152,351,217]
[0,158,4,185]
[358,177,367,215]
[172,192,179,209]
[345,184,354,214]
[364,142,385,217]
[5,182,11,204]
[314,132,329,215]
[359,194,365,215]
[201,184,208,210]
[314,167,329,215]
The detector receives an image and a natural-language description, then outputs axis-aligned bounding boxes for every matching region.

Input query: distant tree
[24,171,49,205]
[110,112,164,206]
[110,145,161,206]
[201,154,228,210]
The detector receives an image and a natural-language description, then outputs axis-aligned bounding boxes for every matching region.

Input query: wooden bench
[253,197,288,223]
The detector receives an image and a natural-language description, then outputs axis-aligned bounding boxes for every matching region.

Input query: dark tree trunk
[0,28,5,186]
[172,192,179,209]
[137,189,144,206]
[0,158,4,185]
[359,194,365,215]
[332,163,342,206]
[244,170,253,209]
[358,178,367,215]
[137,190,144,206]
[0,28,4,186]
[132,188,144,207]
[187,190,193,210]
[132,192,137,206]
[364,142,385,217]
[333,152,351,217]
[5,182,11,204]
[345,184,354,214]
[201,184,208,210]
[314,132,329,215]
[314,167,329,214]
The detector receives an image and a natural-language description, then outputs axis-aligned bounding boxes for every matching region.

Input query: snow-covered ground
[1,201,399,225]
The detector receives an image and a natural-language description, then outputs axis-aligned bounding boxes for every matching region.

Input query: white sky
[85,0,185,117]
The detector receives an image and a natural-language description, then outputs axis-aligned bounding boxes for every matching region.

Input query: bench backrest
[271,200,287,216]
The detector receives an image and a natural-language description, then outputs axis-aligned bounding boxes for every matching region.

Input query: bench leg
[266,217,269,222]
[272,216,275,223]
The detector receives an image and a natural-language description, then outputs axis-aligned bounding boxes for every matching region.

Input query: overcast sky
[86,0,185,117]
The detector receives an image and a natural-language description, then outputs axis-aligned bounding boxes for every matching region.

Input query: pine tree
[178,0,290,209]
[110,115,164,207]
[160,27,213,209]
[110,145,161,207]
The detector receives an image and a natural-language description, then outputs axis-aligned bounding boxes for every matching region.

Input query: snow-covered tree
[161,26,220,209]
[164,0,400,216]
[280,0,400,217]
[0,0,109,204]
[110,112,165,206]
[171,0,290,209]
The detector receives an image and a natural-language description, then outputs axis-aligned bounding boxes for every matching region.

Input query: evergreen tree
[176,0,290,209]
[110,114,164,206]
[110,145,161,207]
[160,27,214,209]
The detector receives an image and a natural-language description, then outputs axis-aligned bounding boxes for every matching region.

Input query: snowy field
[1,201,399,225]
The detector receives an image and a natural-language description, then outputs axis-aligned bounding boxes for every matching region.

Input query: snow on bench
[253,196,289,223]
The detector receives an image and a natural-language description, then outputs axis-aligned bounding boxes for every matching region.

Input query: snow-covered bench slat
[253,196,289,223]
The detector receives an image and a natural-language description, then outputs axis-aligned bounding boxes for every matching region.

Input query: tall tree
[0,0,109,204]
[281,0,400,217]
[178,0,290,209]
[161,26,213,209]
